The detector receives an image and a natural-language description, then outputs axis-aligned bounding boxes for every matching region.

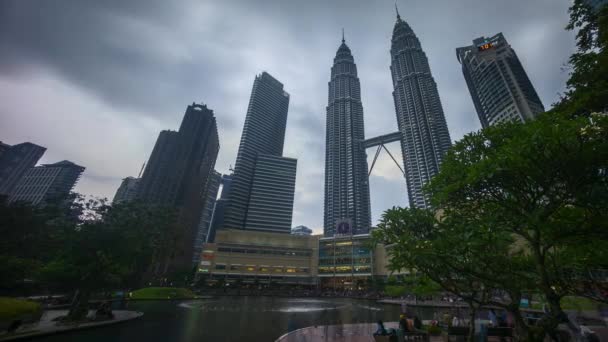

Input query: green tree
[373,207,496,341]
[39,197,175,321]
[0,197,69,291]
[557,0,608,115]
[426,111,608,336]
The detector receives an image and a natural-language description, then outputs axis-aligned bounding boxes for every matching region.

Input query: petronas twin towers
[323,9,452,236]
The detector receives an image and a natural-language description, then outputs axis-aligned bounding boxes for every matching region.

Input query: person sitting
[399,314,410,332]
[95,301,114,320]
[374,320,388,336]
[413,315,422,330]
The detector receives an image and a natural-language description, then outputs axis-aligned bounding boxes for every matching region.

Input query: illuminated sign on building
[202,250,215,260]
[478,42,495,51]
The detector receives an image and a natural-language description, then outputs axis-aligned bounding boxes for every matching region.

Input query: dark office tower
[0,142,46,197]
[456,33,545,128]
[244,155,297,232]
[323,35,371,237]
[10,160,85,205]
[137,130,180,203]
[192,170,221,264]
[112,177,140,204]
[224,72,295,232]
[390,9,452,209]
[138,103,219,272]
[0,142,10,159]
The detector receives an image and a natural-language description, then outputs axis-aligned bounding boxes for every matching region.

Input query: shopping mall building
[196,229,392,288]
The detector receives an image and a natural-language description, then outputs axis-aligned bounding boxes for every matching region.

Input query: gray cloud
[0,0,576,233]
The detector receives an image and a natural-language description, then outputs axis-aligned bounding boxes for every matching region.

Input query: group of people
[373,312,424,339]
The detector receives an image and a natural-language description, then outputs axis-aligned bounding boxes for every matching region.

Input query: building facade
[244,154,297,233]
[196,229,319,286]
[291,225,313,236]
[9,160,84,205]
[224,72,297,233]
[390,10,452,209]
[138,103,220,273]
[0,142,46,197]
[136,130,181,204]
[323,36,372,237]
[192,170,222,264]
[456,33,545,128]
[207,174,233,243]
[318,234,389,289]
[0,142,10,159]
[112,177,140,204]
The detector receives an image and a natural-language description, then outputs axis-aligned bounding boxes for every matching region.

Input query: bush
[130,287,195,300]
[426,325,442,335]
[384,285,407,297]
[0,297,42,323]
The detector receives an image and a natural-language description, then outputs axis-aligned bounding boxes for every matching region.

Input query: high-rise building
[244,154,297,233]
[136,130,180,204]
[138,103,219,273]
[390,9,452,209]
[323,35,371,237]
[207,174,233,243]
[192,170,221,264]
[0,142,11,159]
[291,225,313,236]
[112,177,140,204]
[9,160,84,205]
[0,142,46,197]
[456,33,545,128]
[223,72,297,233]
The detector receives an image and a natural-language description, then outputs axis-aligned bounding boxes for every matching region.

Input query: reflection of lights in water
[356,304,382,311]
[178,301,217,309]
[178,300,353,313]
[273,304,349,313]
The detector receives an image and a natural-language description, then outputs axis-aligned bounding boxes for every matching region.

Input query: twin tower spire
[323,5,452,236]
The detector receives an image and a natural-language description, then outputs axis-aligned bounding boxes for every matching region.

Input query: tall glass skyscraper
[137,103,220,272]
[0,142,46,196]
[9,160,85,205]
[323,36,371,237]
[390,10,452,209]
[456,33,545,128]
[223,72,297,233]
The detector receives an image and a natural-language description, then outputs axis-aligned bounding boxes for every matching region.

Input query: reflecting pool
[24,296,446,341]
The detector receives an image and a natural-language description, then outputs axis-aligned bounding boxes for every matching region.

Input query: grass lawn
[0,297,42,323]
[530,296,602,311]
[129,287,196,300]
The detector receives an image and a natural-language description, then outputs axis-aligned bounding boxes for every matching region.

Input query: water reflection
[27,296,445,342]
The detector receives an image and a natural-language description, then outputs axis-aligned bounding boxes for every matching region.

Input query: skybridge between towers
[362,131,405,177]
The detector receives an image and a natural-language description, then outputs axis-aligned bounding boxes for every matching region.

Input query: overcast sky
[0,0,576,234]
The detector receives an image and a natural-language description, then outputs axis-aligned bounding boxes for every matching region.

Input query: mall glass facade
[318,234,377,288]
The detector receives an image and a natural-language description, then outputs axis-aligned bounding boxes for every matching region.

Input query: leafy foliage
[0,195,175,320]
[558,0,608,114]
[374,3,608,340]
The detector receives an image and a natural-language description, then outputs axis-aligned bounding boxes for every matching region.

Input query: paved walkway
[275,322,443,342]
[0,310,143,341]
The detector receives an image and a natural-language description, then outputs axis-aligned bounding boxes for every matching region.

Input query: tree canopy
[373,1,608,340]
